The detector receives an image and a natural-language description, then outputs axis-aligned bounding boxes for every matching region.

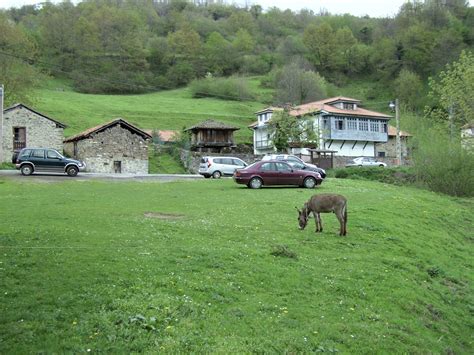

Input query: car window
[32,149,45,158]
[20,149,32,158]
[276,162,292,171]
[200,158,208,163]
[47,150,61,159]
[260,162,277,171]
[292,162,305,169]
[232,159,245,166]
[221,158,233,165]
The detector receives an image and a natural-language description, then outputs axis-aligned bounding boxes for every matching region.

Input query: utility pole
[0,84,4,163]
[395,98,402,166]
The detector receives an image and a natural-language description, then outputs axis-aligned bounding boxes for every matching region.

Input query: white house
[249,97,392,157]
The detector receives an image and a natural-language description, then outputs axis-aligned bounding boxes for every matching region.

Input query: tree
[268,108,318,152]
[393,69,424,111]
[0,13,40,106]
[274,62,328,106]
[303,23,336,73]
[427,50,474,128]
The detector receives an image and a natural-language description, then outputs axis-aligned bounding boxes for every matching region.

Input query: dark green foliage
[270,245,298,259]
[333,167,417,186]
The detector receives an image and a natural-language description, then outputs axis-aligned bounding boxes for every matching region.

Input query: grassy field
[0,177,472,353]
[31,78,264,143]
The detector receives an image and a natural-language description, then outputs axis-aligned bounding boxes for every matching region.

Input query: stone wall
[1,106,64,162]
[64,125,149,174]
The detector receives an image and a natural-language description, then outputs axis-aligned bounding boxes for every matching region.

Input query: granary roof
[185,119,239,131]
[64,118,152,142]
[4,103,67,128]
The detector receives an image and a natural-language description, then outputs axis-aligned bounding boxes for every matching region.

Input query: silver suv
[199,156,248,179]
[262,154,326,178]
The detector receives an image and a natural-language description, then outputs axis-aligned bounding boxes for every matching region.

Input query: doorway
[113,161,122,173]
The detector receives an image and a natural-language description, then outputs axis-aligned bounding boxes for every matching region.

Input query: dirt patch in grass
[144,212,185,220]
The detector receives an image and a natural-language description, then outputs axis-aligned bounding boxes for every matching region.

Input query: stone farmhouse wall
[64,125,149,174]
[1,106,64,162]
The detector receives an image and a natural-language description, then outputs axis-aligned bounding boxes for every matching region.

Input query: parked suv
[198,156,248,179]
[15,148,86,177]
[262,154,326,178]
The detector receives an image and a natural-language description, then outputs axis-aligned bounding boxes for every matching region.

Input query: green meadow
[0,177,472,353]
[32,79,264,143]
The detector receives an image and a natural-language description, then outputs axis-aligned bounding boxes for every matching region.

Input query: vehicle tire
[379,164,385,167]
[66,166,79,177]
[20,164,33,176]
[212,171,222,179]
[248,177,263,189]
[303,177,316,189]
[204,175,211,179]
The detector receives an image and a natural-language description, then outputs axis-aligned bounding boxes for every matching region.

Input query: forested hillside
[1,0,473,110]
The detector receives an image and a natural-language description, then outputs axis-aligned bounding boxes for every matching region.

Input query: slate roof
[64,118,152,142]
[185,119,239,131]
[4,103,67,128]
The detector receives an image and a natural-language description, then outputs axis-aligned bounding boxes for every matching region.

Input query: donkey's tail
[343,201,348,223]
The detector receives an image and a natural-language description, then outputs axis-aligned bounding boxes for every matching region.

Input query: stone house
[375,125,412,158]
[63,118,152,174]
[1,103,66,163]
[185,119,239,153]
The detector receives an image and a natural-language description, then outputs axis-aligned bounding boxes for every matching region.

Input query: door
[43,149,66,172]
[114,161,122,173]
[259,162,278,185]
[13,127,26,151]
[275,162,297,185]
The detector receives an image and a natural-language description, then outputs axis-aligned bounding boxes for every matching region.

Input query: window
[19,149,32,158]
[13,127,26,150]
[260,162,276,171]
[359,119,368,131]
[32,149,45,158]
[47,150,61,159]
[276,162,291,171]
[343,103,354,110]
[370,120,379,132]
[382,123,388,133]
[347,118,357,130]
[378,152,386,157]
[335,118,345,130]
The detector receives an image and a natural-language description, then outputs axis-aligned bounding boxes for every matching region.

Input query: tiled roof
[289,97,392,119]
[185,119,239,131]
[64,118,152,142]
[4,103,67,128]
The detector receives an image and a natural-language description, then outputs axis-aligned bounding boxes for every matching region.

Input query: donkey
[296,194,348,236]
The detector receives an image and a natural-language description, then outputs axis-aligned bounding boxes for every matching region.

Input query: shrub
[333,167,417,186]
[189,76,255,101]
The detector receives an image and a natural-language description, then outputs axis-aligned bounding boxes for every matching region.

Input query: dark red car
[233,160,323,189]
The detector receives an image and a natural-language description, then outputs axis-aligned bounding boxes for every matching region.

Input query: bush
[333,166,417,186]
[189,76,256,101]
[0,163,15,170]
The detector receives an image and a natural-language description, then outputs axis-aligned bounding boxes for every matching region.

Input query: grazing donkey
[296,194,348,236]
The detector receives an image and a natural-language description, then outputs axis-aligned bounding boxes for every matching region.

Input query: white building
[249,97,392,157]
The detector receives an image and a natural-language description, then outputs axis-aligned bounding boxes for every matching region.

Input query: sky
[0,0,411,18]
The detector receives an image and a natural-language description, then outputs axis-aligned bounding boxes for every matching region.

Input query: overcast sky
[0,0,413,18]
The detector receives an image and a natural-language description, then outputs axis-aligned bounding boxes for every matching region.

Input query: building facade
[63,119,151,174]
[250,97,392,157]
[1,104,66,163]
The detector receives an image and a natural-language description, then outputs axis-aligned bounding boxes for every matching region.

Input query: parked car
[346,157,387,167]
[261,154,326,178]
[14,148,86,176]
[198,156,248,179]
[233,160,323,189]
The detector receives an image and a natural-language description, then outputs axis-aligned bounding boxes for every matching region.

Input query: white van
[198,156,248,178]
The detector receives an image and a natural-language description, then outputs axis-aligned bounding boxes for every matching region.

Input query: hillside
[0,177,472,352]
[33,79,265,143]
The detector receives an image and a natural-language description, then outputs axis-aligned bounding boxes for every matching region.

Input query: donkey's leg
[343,205,348,236]
[314,212,320,232]
[336,210,345,236]
[318,213,323,232]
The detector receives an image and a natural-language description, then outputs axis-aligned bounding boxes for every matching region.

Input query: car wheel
[66,166,79,177]
[212,171,222,179]
[20,164,33,176]
[379,164,385,167]
[248,177,263,189]
[204,175,211,179]
[303,177,316,189]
